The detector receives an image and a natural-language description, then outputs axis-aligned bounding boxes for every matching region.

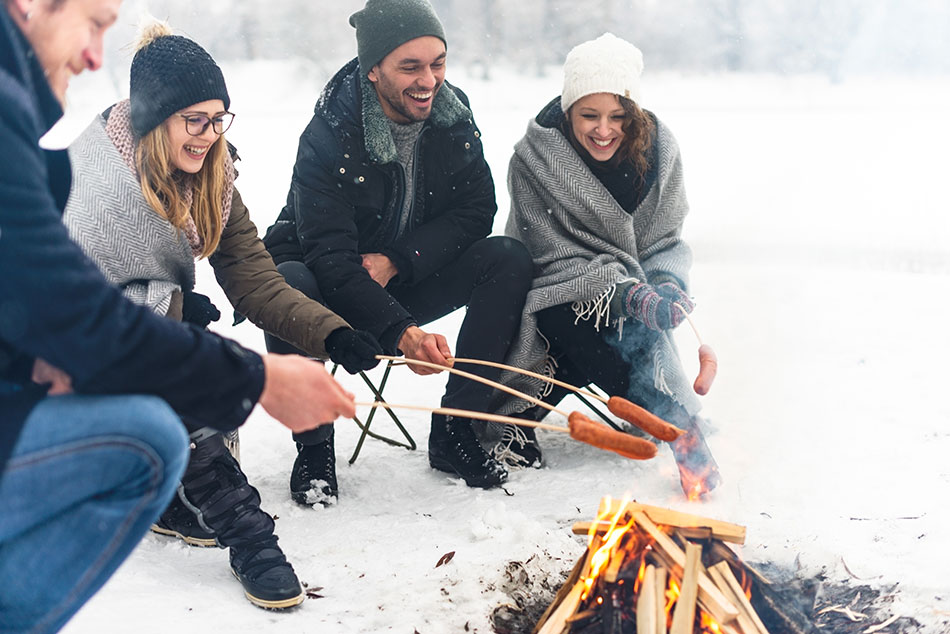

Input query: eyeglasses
[177,112,235,136]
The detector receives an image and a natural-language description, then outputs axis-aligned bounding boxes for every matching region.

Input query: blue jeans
[0,394,188,633]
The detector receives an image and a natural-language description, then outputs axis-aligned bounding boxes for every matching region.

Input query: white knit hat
[561,33,644,112]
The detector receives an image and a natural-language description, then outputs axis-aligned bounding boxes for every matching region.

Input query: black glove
[181,290,221,328]
[325,328,383,374]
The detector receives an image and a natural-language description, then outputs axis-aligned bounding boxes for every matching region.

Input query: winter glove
[181,290,221,328]
[325,327,383,374]
[610,281,694,331]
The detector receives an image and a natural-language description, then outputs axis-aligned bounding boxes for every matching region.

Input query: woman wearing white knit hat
[494,33,721,498]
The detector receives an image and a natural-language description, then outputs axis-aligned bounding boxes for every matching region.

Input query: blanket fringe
[571,285,615,332]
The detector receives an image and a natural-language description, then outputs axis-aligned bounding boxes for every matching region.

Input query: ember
[534,498,765,634]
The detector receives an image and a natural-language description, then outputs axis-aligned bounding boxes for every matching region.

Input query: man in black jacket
[263,0,532,498]
[0,0,355,629]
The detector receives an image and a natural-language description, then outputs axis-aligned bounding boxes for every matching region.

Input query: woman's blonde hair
[135,125,228,259]
[132,18,228,259]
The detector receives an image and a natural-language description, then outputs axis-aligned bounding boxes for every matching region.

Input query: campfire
[534,498,770,634]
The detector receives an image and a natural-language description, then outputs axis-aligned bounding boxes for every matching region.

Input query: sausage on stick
[568,412,658,460]
[693,344,717,396]
[606,397,685,442]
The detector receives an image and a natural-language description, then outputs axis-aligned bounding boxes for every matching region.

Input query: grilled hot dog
[568,412,658,460]
[606,397,685,442]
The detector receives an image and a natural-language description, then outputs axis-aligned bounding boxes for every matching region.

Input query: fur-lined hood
[315,57,473,165]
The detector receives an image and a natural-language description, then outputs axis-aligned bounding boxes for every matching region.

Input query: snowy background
[40,6,950,633]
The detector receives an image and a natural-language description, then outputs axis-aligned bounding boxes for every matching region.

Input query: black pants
[531,303,689,425]
[266,236,533,445]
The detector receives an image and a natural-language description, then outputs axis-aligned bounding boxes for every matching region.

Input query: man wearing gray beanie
[263,0,533,499]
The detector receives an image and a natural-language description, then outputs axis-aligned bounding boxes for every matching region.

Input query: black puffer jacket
[0,10,264,479]
[263,58,496,352]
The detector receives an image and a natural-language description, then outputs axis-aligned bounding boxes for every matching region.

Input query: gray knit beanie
[349,0,446,75]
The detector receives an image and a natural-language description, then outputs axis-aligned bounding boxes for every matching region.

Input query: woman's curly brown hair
[562,95,654,179]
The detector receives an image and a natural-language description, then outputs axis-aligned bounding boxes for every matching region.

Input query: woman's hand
[611,281,694,331]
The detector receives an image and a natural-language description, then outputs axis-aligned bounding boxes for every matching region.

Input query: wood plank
[632,511,740,625]
[655,566,668,634]
[711,562,770,634]
[670,542,702,634]
[575,499,746,544]
[637,565,658,634]
[532,548,589,634]
[709,566,758,634]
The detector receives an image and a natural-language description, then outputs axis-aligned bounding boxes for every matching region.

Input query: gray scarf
[63,115,195,316]
[498,117,700,419]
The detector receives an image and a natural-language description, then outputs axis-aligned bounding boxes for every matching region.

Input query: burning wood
[533,498,772,634]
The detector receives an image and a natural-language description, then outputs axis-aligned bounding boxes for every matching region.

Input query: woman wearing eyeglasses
[62,21,382,610]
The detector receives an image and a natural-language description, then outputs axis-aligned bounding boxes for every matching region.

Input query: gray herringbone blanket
[64,115,195,316]
[497,117,700,420]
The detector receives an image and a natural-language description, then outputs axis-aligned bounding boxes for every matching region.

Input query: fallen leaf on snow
[435,551,456,568]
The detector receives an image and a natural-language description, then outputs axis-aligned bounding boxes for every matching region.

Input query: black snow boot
[177,434,303,610]
[150,492,216,547]
[429,414,508,488]
[290,428,338,507]
[230,535,304,610]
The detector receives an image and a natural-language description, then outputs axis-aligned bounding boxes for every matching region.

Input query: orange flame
[581,497,634,601]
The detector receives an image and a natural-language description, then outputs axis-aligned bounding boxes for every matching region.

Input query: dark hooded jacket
[263,58,496,353]
[0,9,264,480]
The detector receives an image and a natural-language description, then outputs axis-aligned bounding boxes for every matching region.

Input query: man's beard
[374,71,441,123]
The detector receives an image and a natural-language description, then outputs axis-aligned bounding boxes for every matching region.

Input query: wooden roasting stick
[376,354,571,417]
[375,355,659,459]
[572,499,747,545]
[423,355,685,442]
[354,401,657,460]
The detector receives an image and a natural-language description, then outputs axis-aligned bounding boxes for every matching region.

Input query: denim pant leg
[0,394,188,634]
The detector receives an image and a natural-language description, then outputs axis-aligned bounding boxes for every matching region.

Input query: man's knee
[276,260,322,302]
[473,236,534,282]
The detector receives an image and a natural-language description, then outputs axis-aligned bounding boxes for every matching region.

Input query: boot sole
[230,569,305,610]
[150,524,216,548]
[429,455,507,489]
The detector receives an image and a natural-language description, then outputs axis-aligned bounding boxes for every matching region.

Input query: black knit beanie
[349,0,446,75]
[129,31,230,137]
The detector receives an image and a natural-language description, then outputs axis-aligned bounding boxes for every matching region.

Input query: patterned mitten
[611,281,694,331]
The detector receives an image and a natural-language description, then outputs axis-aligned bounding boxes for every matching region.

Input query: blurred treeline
[107,0,950,79]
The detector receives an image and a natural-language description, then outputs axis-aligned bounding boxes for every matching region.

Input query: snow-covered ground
[51,62,950,633]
